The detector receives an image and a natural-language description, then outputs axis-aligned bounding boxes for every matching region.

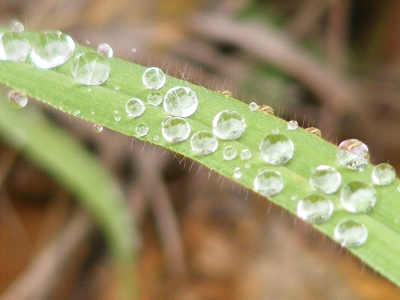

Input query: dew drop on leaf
[0,32,31,61]
[163,86,198,117]
[340,181,376,213]
[93,124,103,133]
[212,110,245,140]
[8,90,28,108]
[253,169,283,197]
[114,115,121,122]
[190,131,218,155]
[337,139,370,171]
[233,167,242,179]
[309,165,342,194]
[147,91,163,106]
[71,53,110,85]
[125,98,145,118]
[240,149,251,160]
[97,43,113,58]
[142,67,166,90]
[222,146,237,160]
[259,133,294,165]
[297,194,334,224]
[248,102,258,111]
[135,123,149,137]
[287,120,298,131]
[10,19,24,32]
[334,219,368,248]
[371,163,396,186]
[161,116,190,142]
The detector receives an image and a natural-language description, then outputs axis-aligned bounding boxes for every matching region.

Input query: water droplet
[91,110,95,115]
[8,90,28,108]
[337,139,370,171]
[163,86,198,117]
[340,181,376,213]
[217,90,233,97]
[334,219,368,248]
[305,127,321,137]
[245,162,251,168]
[297,194,334,224]
[114,109,119,114]
[371,163,396,186]
[258,105,274,115]
[132,48,137,53]
[240,149,251,160]
[93,124,103,133]
[97,43,113,58]
[87,87,91,92]
[153,135,160,142]
[253,169,283,197]
[291,195,298,201]
[115,115,121,122]
[73,109,81,116]
[233,167,242,179]
[147,91,163,106]
[10,19,24,32]
[30,31,75,69]
[71,53,110,85]
[161,116,190,142]
[259,134,294,165]
[0,32,31,61]
[287,120,298,131]
[212,110,246,140]
[114,85,120,90]
[135,123,149,137]
[272,127,279,134]
[142,67,166,90]
[222,146,237,160]
[190,131,218,155]
[249,102,258,111]
[309,165,342,194]
[125,98,145,118]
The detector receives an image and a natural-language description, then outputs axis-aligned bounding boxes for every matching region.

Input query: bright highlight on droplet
[125,98,145,118]
[240,149,251,160]
[0,32,31,61]
[93,124,103,133]
[297,194,334,224]
[259,133,294,165]
[71,53,110,85]
[287,120,298,131]
[212,110,246,140]
[233,167,242,179]
[223,146,237,160]
[249,102,258,111]
[253,169,283,197]
[142,67,166,90]
[10,19,24,32]
[161,117,190,142]
[309,165,342,194]
[337,139,370,171]
[30,31,75,69]
[9,90,28,108]
[135,123,149,137]
[190,131,218,155]
[340,181,376,213]
[163,86,198,117]
[147,91,163,106]
[334,219,368,248]
[97,43,113,58]
[371,163,396,186]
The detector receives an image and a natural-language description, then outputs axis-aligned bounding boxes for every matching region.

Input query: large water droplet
[142,67,166,90]
[10,19,24,33]
[337,139,370,171]
[297,194,334,224]
[30,31,75,69]
[161,117,190,142]
[233,167,242,179]
[249,102,258,111]
[259,134,294,165]
[190,131,218,155]
[212,110,246,140]
[135,123,149,137]
[71,53,110,85]
[163,86,198,117]
[240,149,251,160]
[334,219,368,248]
[125,98,145,118]
[371,163,396,186]
[97,43,113,58]
[223,146,237,160]
[253,169,283,197]
[0,32,31,61]
[287,120,298,131]
[93,124,103,133]
[309,165,342,194]
[9,90,28,108]
[340,181,376,213]
[147,91,163,106]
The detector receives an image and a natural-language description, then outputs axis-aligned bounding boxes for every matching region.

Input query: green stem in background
[1,30,400,290]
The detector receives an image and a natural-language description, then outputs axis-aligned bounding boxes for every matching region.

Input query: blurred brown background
[1,0,400,299]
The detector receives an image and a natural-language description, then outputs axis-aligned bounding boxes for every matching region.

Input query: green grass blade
[1,29,400,289]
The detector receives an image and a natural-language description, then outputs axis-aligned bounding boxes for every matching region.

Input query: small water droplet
[132,48,137,52]
[30,31,75,69]
[240,149,251,160]
[309,165,342,194]
[161,116,190,142]
[337,139,370,171]
[135,123,149,137]
[10,19,24,32]
[340,181,376,213]
[91,110,95,114]
[114,109,119,114]
[153,135,159,142]
[73,109,81,116]
[114,85,120,90]
[272,127,279,134]
[125,98,145,118]
[97,43,113,58]
[217,90,233,97]
[222,146,237,160]
[291,195,298,201]
[259,133,294,165]
[249,102,258,111]
[147,91,163,106]
[287,120,298,131]
[0,32,31,61]
[253,169,283,197]
[334,219,368,248]
[114,115,121,121]
[233,167,242,179]
[305,127,321,137]
[163,86,198,117]
[258,105,274,115]
[8,90,28,108]
[371,163,396,186]
[245,162,250,168]
[71,53,110,85]
[297,194,334,224]
[212,110,246,140]
[142,67,166,90]
[87,87,91,92]
[190,131,218,155]
[93,124,103,133]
